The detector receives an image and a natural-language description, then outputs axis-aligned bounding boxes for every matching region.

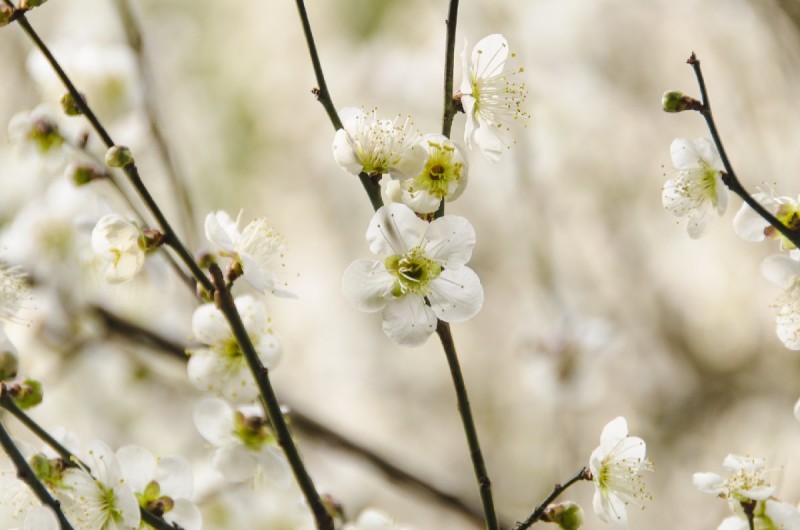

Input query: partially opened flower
[193,397,289,486]
[662,138,727,238]
[187,295,282,403]
[694,454,774,508]
[116,445,201,530]
[589,417,652,528]
[760,253,800,350]
[342,203,483,346]
[205,210,296,298]
[733,190,800,250]
[332,107,425,180]
[399,135,468,214]
[91,214,146,284]
[459,34,528,161]
[62,439,140,530]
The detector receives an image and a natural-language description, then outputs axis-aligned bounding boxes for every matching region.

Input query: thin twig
[0,398,74,529]
[687,52,800,248]
[441,0,460,139]
[436,320,498,530]
[513,467,590,530]
[208,264,333,530]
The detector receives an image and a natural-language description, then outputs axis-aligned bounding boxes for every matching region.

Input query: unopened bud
[60,92,86,116]
[141,229,166,251]
[0,4,13,26]
[543,501,584,530]
[10,379,43,409]
[20,0,48,8]
[661,90,700,113]
[0,333,18,381]
[105,145,133,168]
[68,163,108,186]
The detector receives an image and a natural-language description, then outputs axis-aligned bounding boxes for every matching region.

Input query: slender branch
[436,320,498,530]
[0,400,74,529]
[441,0,460,138]
[92,304,187,361]
[687,53,800,248]
[208,264,333,530]
[513,467,590,530]
[0,393,179,530]
[11,12,213,294]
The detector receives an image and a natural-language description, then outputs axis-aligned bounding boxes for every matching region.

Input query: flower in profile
[662,138,727,239]
[193,397,289,485]
[332,107,426,180]
[116,445,201,530]
[459,34,528,161]
[760,253,800,350]
[342,203,483,346]
[205,210,296,298]
[733,190,800,251]
[715,500,800,530]
[91,214,146,284]
[693,454,774,507]
[398,135,468,214]
[589,416,652,528]
[187,295,282,402]
[62,439,141,530]
[343,508,410,530]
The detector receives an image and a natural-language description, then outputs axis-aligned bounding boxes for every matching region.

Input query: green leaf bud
[105,145,134,168]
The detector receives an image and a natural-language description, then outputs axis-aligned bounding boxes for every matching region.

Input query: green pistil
[233,411,276,451]
[384,247,441,297]
[411,142,463,200]
[222,338,244,360]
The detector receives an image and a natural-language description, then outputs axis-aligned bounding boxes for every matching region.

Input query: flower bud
[661,91,700,113]
[67,163,108,186]
[0,333,18,381]
[0,4,13,27]
[20,0,48,8]
[60,92,85,116]
[543,501,584,530]
[10,379,43,409]
[105,145,133,168]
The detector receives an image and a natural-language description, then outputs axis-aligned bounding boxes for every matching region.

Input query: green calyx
[28,119,63,153]
[29,454,66,489]
[137,480,175,517]
[384,247,441,297]
[233,411,276,451]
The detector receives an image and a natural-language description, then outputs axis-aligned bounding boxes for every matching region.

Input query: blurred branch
[112,0,199,249]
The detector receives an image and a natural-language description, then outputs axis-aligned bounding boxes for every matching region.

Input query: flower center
[384,247,441,297]
[408,141,464,200]
[137,480,175,517]
[765,203,800,249]
[233,411,275,451]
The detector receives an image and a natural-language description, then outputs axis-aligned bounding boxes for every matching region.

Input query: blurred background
[2,0,800,528]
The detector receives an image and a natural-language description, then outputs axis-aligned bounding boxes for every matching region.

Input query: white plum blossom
[398,135,468,214]
[193,397,289,485]
[116,445,201,530]
[7,105,66,168]
[332,107,425,179]
[187,295,282,402]
[760,253,800,350]
[205,210,296,298]
[589,416,652,529]
[694,454,774,508]
[662,138,728,239]
[62,439,140,530]
[459,34,527,161]
[91,214,145,284]
[342,203,483,346]
[733,190,800,250]
[344,508,411,530]
[716,500,800,530]
[0,261,29,323]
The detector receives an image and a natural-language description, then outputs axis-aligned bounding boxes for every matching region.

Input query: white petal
[23,506,58,530]
[381,295,437,346]
[593,488,628,528]
[212,444,256,483]
[471,34,509,80]
[234,295,267,337]
[717,516,748,530]
[166,498,203,530]
[389,142,427,181]
[461,96,478,149]
[669,138,701,169]
[156,456,194,499]
[776,307,800,350]
[366,204,427,256]
[193,397,234,446]
[733,201,769,242]
[204,210,240,251]
[428,267,483,323]
[114,483,141,528]
[599,417,628,453]
[686,201,714,239]
[116,445,156,493]
[191,304,230,345]
[471,123,504,162]
[760,255,800,289]
[715,175,729,215]
[401,187,442,215]
[693,472,725,494]
[423,215,476,269]
[459,38,472,95]
[332,128,363,176]
[257,446,291,489]
[794,397,800,423]
[765,499,800,530]
[342,260,393,313]
[83,439,122,485]
[255,331,282,370]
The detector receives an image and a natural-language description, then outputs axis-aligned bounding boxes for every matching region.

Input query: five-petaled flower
[91,214,146,284]
[589,416,652,529]
[662,137,728,238]
[694,454,775,509]
[342,203,483,346]
[459,34,527,162]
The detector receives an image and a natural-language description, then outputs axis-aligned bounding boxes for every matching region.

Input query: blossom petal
[204,210,240,251]
[257,446,291,489]
[234,295,267,337]
[593,488,628,528]
[23,506,58,530]
[332,128,363,175]
[366,204,427,256]
[116,445,156,493]
[760,254,800,289]
[255,331,282,370]
[191,304,230,345]
[599,417,628,454]
[157,456,194,499]
[167,499,202,530]
[669,138,702,169]
[193,397,234,446]
[692,472,725,495]
[342,260,393,313]
[471,34,509,80]
[381,295,437,346]
[733,200,769,242]
[686,201,715,239]
[428,267,483,322]
[212,444,256,482]
[424,215,476,269]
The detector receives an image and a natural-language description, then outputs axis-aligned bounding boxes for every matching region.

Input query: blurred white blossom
[188,295,282,402]
[0,262,29,324]
[760,253,800,350]
[589,416,651,529]
[694,454,774,508]
[662,138,727,239]
[342,203,483,346]
[205,210,296,298]
[459,34,527,161]
[91,214,145,284]
[193,397,289,486]
[332,107,425,179]
[7,105,66,170]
